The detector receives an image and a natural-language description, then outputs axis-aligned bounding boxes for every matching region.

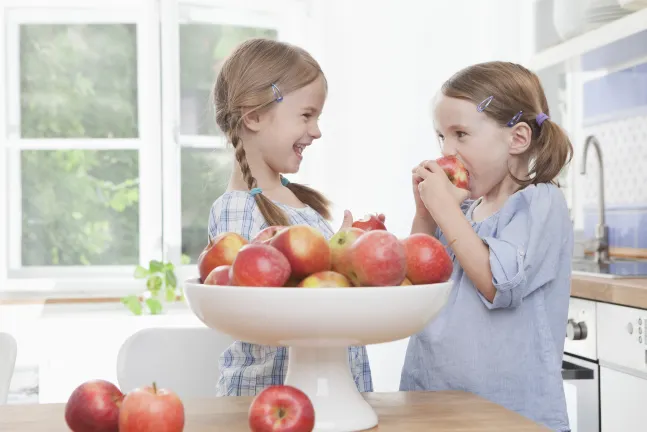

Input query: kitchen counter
[571,274,647,309]
[0,391,548,431]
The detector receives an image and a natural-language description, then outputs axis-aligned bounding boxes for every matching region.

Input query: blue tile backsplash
[581,32,647,251]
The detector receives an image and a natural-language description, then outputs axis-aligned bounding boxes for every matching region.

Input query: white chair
[116,327,235,399]
[0,332,17,405]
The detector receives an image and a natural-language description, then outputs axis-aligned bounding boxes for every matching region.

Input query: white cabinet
[600,366,647,432]
[597,302,647,432]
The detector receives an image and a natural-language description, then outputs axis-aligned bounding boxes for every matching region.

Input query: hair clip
[476,96,494,112]
[249,187,263,196]
[271,83,283,102]
[507,111,523,127]
[536,112,549,126]
[280,176,290,186]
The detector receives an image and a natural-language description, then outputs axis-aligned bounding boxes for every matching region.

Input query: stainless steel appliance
[563,297,600,432]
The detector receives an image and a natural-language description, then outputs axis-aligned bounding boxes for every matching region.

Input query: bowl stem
[284,346,378,431]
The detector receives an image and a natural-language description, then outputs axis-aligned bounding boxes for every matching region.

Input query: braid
[228,121,290,226]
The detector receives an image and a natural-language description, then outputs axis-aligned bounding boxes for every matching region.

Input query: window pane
[181,148,233,261]
[179,23,277,136]
[20,24,138,139]
[21,150,140,266]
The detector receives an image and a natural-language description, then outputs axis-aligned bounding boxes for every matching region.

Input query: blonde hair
[213,38,332,226]
[441,61,573,187]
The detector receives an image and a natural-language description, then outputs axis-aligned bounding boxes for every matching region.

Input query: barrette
[536,112,549,126]
[271,83,283,102]
[476,96,494,112]
[507,111,523,127]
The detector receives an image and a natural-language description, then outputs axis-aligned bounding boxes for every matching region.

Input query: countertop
[0,391,548,431]
[571,274,647,309]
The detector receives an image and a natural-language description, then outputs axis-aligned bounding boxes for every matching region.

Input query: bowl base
[284,346,378,432]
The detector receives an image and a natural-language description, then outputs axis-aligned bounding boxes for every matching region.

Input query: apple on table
[248,385,315,432]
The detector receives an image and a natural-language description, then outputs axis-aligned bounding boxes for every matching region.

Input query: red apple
[248,385,315,432]
[436,155,469,190]
[118,382,184,432]
[401,233,453,284]
[328,227,365,277]
[230,244,292,287]
[203,264,232,286]
[198,232,248,282]
[352,214,386,231]
[297,271,353,288]
[269,225,331,279]
[345,230,407,286]
[252,226,286,244]
[64,379,123,432]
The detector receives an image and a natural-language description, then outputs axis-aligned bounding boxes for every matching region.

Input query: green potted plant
[121,255,190,315]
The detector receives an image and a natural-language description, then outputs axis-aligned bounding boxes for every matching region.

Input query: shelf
[529,8,647,72]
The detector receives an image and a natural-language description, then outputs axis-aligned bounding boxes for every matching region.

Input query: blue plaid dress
[207,190,374,396]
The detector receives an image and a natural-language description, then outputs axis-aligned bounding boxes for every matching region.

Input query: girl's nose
[441,141,456,157]
[310,122,322,139]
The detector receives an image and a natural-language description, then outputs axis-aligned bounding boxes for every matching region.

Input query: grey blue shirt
[400,183,573,432]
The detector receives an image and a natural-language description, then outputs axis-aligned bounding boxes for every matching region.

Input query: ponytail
[526,119,573,187]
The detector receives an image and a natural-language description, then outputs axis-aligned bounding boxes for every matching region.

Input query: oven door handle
[562,360,594,380]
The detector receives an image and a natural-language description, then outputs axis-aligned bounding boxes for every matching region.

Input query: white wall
[295,0,534,237]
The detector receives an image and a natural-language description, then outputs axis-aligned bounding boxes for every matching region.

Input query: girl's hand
[415,160,469,220]
[412,160,432,218]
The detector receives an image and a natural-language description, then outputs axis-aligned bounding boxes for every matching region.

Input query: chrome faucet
[580,135,609,263]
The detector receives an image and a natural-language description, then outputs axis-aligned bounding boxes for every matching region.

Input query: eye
[456,131,467,139]
[437,134,445,142]
[302,113,312,119]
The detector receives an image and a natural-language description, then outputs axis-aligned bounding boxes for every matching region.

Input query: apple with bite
[297,270,352,288]
[270,225,331,279]
[328,227,365,276]
[203,264,232,286]
[198,232,248,283]
[65,379,123,432]
[436,155,469,190]
[252,226,286,244]
[401,233,453,284]
[118,382,184,432]
[230,244,292,287]
[352,214,386,231]
[345,230,407,286]
[248,385,315,432]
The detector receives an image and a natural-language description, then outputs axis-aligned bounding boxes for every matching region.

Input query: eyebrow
[436,124,469,134]
[302,106,320,113]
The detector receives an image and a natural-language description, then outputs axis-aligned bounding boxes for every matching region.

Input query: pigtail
[286,183,332,220]
[229,122,290,227]
[528,118,573,186]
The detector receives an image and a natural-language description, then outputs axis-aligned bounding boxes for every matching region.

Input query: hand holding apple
[118,382,185,432]
[352,214,386,231]
[415,160,470,220]
[248,385,315,432]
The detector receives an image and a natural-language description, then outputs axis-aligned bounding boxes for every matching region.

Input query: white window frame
[160,0,312,283]
[2,0,163,286]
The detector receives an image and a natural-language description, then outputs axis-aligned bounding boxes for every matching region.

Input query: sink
[571,256,647,279]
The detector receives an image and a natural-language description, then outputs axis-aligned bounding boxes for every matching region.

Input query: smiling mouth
[293,143,308,158]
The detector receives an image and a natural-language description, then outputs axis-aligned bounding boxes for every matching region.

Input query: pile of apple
[64,379,184,432]
[198,214,453,289]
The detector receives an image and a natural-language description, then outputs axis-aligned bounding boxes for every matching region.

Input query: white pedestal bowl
[183,278,453,432]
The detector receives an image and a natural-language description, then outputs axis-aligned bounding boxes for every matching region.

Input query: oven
[562,298,600,432]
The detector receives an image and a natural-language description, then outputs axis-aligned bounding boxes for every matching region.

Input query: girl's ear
[242,110,263,132]
[508,122,532,155]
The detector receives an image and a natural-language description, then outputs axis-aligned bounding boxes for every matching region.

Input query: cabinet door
[600,366,647,431]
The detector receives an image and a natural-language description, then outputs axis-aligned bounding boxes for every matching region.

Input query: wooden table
[0,391,549,431]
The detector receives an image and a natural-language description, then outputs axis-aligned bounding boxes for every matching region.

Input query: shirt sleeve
[207,193,268,242]
[478,184,570,310]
